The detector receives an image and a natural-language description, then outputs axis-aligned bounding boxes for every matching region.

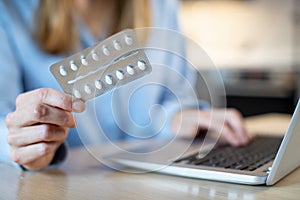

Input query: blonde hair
[36,0,151,55]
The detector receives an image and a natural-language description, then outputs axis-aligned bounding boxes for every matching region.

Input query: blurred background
[179,0,300,116]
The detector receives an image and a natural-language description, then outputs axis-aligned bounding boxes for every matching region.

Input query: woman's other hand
[171,108,253,146]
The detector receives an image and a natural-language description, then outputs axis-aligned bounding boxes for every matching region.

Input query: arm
[0,13,23,167]
[0,9,85,170]
[148,0,208,136]
[150,0,252,145]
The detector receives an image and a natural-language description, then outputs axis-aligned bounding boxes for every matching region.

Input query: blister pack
[50,29,152,101]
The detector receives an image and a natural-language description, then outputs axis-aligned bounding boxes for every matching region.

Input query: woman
[0,0,252,170]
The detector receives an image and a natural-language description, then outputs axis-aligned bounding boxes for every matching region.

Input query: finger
[7,124,68,147]
[220,125,241,146]
[72,99,86,113]
[195,109,226,139]
[225,109,249,143]
[226,109,245,132]
[10,142,59,166]
[16,88,85,113]
[7,103,76,127]
[16,88,72,111]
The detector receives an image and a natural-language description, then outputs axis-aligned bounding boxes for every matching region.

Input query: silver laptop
[107,99,300,185]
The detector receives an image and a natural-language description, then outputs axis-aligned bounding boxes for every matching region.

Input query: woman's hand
[171,108,253,146]
[5,88,85,170]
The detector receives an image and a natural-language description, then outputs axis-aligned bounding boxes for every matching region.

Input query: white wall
[180,0,296,70]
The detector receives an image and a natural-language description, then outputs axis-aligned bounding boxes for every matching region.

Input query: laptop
[106,99,300,185]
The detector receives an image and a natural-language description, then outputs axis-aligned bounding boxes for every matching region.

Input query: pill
[59,66,67,76]
[126,65,135,75]
[103,46,110,56]
[113,41,121,50]
[95,80,102,90]
[70,61,78,71]
[116,70,124,80]
[81,56,88,66]
[84,84,92,94]
[125,36,133,45]
[73,89,81,99]
[105,75,113,85]
[137,60,146,70]
[92,52,99,61]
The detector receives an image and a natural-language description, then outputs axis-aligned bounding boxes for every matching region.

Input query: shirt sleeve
[0,5,23,167]
[149,0,210,136]
[0,3,67,169]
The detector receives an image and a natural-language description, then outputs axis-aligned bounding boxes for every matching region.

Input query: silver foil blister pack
[50,29,152,101]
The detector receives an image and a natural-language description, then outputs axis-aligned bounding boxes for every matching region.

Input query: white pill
[105,75,113,85]
[113,41,121,50]
[70,62,78,71]
[102,46,110,56]
[92,52,99,61]
[59,66,67,76]
[125,36,133,45]
[84,84,92,94]
[73,89,81,99]
[116,70,124,80]
[137,60,146,70]
[127,65,135,75]
[95,80,102,90]
[81,56,88,66]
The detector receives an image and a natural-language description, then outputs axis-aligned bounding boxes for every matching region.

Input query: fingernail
[72,100,85,112]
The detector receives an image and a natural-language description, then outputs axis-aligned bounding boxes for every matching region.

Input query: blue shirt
[0,0,207,167]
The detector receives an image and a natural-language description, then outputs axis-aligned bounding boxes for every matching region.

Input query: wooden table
[1,114,300,200]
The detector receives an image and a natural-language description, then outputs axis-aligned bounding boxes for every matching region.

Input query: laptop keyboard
[175,135,282,171]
